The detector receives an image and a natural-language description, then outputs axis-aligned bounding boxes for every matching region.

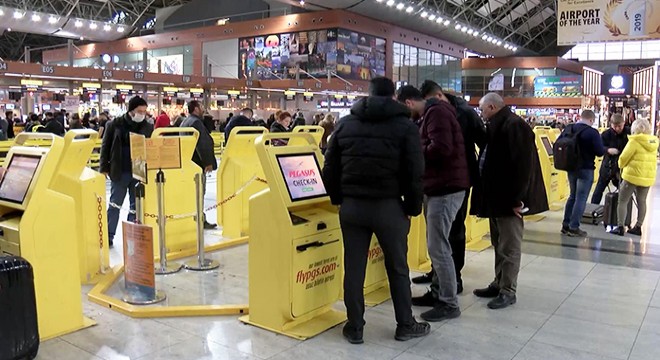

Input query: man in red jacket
[415,84,470,322]
[154,110,171,129]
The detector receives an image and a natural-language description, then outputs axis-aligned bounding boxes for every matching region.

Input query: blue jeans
[107,172,138,240]
[563,169,594,230]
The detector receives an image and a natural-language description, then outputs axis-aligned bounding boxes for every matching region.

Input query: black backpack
[553,124,588,171]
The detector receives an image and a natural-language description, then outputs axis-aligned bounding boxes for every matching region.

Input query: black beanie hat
[128,96,148,112]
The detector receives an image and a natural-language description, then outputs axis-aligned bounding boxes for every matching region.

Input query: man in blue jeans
[100,96,154,247]
[561,110,606,237]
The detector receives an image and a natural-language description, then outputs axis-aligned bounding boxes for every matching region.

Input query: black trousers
[447,190,469,281]
[340,197,414,328]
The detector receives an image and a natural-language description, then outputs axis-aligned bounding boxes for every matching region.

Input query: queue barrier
[217,126,268,239]
[211,132,225,159]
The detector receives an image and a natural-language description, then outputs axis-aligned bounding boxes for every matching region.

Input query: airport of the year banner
[557,0,660,45]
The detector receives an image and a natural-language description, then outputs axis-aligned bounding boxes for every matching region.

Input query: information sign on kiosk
[0,133,91,339]
[240,132,345,339]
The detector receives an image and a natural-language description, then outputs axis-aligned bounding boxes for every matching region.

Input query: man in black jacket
[471,93,548,309]
[224,108,254,144]
[323,77,430,344]
[409,81,487,294]
[591,114,629,204]
[182,100,218,229]
[100,96,154,247]
[39,112,65,136]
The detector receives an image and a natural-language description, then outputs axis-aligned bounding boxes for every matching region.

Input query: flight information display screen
[0,154,41,204]
[276,153,327,202]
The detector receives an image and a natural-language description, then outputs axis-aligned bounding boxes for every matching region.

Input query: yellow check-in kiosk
[217,126,268,239]
[291,125,325,146]
[240,132,345,340]
[143,127,199,255]
[407,214,431,272]
[534,127,561,210]
[465,190,490,251]
[48,130,109,284]
[360,237,389,306]
[0,133,91,339]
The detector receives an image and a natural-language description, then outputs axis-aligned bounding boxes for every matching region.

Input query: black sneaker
[412,270,434,284]
[203,221,217,230]
[109,239,114,249]
[566,228,588,237]
[473,284,499,298]
[395,319,431,341]
[628,226,642,236]
[342,323,363,344]
[561,225,570,235]
[609,226,625,236]
[487,293,517,310]
[412,291,435,307]
[420,304,461,322]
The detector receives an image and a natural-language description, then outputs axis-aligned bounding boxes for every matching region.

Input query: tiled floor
[35,173,660,360]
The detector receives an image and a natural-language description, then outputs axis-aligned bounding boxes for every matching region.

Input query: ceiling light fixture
[512,47,518,52]
[31,14,41,22]
[406,6,414,13]
[299,0,305,5]
[454,24,461,30]
[443,19,450,26]
[461,26,468,32]
[429,14,436,20]
[117,26,125,32]
[0,10,4,16]
[104,24,111,31]
[467,29,473,35]
[396,3,405,10]
[482,34,488,40]
[473,31,479,37]
[496,40,502,46]
[436,17,443,24]
[48,16,58,24]
[421,11,428,18]
[386,0,395,6]
[13,11,24,19]
[89,22,97,30]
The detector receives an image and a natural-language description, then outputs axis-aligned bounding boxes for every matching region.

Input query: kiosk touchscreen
[0,137,88,340]
[241,132,345,340]
[541,137,553,157]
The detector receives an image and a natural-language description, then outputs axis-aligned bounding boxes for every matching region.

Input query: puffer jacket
[619,134,659,187]
[322,96,424,216]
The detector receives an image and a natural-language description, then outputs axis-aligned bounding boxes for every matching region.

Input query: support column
[68,40,74,94]
[142,48,148,98]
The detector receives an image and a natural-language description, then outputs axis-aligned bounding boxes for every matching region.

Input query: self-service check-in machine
[291,125,325,146]
[0,133,91,339]
[217,127,268,239]
[534,127,561,209]
[240,132,345,340]
[407,215,431,272]
[48,130,109,284]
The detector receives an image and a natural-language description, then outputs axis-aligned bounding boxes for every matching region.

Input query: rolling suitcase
[0,256,39,360]
[603,191,633,229]
[582,203,604,225]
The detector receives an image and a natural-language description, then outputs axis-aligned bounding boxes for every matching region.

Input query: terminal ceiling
[0,0,193,60]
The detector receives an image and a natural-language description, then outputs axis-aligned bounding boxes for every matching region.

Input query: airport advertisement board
[533,76,583,97]
[557,0,660,45]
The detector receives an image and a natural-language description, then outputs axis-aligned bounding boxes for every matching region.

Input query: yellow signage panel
[190,88,204,94]
[227,90,240,95]
[116,84,133,90]
[21,79,43,86]
[557,0,660,45]
[163,86,178,93]
[82,82,101,89]
[284,90,296,96]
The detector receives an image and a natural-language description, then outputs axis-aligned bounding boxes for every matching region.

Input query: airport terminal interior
[0,0,659,360]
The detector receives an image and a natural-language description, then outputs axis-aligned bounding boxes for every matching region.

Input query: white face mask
[132,112,145,123]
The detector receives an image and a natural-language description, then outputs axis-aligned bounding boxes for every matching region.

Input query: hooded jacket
[420,97,469,196]
[322,96,424,216]
[619,134,659,187]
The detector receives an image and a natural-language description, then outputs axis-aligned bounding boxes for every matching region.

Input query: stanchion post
[154,169,182,275]
[135,182,145,224]
[185,173,220,271]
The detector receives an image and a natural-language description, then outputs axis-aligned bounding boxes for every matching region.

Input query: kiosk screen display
[541,137,553,156]
[276,153,327,201]
[0,154,41,204]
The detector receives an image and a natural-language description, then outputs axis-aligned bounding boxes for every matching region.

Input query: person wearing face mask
[181,100,218,229]
[100,96,154,248]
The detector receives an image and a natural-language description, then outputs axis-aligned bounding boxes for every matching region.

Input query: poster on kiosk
[240,132,346,340]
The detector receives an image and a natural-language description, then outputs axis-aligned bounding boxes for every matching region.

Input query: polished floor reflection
[36,173,660,360]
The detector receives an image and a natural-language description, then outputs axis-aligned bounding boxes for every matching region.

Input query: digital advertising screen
[276,153,327,202]
[0,154,41,204]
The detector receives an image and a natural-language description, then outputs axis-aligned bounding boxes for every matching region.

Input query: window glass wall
[46,45,194,74]
[392,42,462,93]
[563,40,660,61]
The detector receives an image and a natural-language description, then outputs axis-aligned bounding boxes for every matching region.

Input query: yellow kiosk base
[524,214,547,222]
[364,283,391,306]
[239,309,345,340]
[88,238,249,318]
[466,237,491,251]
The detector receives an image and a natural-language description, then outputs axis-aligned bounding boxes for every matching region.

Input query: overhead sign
[533,76,583,97]
[602,74,632,95]
[20,79,43,93]
[228,90,240,100]
[190,88,204,99]
[557,0,660,45]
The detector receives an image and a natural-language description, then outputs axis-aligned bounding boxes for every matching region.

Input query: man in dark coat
[323,77,430,344]
[413,81,469,323]
[409,81,487,295]
[100,96,154,247]
[182,100,218,229]
[471,93,548,309]
[224,108,254,145]
[591,113,629,204]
